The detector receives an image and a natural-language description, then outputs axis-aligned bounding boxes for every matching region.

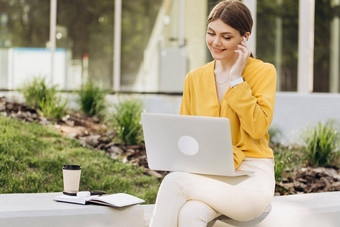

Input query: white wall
[271,92,340,144]
[8,48,65,89]
[1,48,82,90]
[0,49,8,89]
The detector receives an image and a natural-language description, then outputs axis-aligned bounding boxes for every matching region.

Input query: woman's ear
[244,32,251,41]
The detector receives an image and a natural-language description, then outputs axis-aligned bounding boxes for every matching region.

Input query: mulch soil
[1,96,339,195]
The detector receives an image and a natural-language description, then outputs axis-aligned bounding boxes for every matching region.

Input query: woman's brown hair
[207,0,253,37]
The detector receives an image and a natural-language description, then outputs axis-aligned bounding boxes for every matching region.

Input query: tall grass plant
[110,98,143,145]
[78,81,107,117]
[21,77,53,109]
[303,121,339,167]
[273,145,295,182]
[21,77,67,120]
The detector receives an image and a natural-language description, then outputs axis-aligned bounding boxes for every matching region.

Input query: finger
[235,48,250,60]
[238,44,251,53]
[240,39,249,48]
[234,49,248,61]
[238,40,249,48]
[237,44,246,51]
[236,45,250,55]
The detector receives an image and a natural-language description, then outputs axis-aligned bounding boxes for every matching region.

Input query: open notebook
[54,193,145,207]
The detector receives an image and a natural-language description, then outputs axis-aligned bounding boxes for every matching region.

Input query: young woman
[150,1,277,226]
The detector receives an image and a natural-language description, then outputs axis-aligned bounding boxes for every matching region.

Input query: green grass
[0,116,160,204]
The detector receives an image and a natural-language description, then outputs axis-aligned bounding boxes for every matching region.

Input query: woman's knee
[161,172,190,186]
[229,194,271,221]
[179,200,218,227]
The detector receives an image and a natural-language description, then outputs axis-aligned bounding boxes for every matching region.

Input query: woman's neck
[215,56,237,72]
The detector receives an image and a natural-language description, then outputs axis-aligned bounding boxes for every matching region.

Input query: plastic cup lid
[63,164,81,170]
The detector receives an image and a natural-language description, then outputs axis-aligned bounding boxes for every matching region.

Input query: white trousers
[149,158,275,227]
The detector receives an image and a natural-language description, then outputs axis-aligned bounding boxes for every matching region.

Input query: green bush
[21,77,67,120]
[78,81,107,117]
[273,145,294,182]
[303,121,339,167]
[110,98,143,145]
[39,91,67,120]
[22,77,52,109]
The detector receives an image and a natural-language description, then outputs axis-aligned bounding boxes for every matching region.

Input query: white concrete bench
[1,192,339,227]
[144,191,340,227]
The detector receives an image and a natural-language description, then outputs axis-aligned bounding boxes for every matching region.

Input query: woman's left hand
[230,37,251,80]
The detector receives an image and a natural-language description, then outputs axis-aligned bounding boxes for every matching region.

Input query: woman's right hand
[230,37,251,80]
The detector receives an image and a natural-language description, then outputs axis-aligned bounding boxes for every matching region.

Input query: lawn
[0,115,160,204]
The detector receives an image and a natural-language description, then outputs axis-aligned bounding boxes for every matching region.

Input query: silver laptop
[141,113,253,176]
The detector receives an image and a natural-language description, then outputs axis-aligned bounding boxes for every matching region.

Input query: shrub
[78,81,106,117]
[39,91,67,120]
[21,77,67,120]
[303,121,339,167]
[22,77,52,109]
[110,98,143,145]
[273,145,295,182]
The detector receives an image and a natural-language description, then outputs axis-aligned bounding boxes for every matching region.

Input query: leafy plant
[303,121,339,167]
[21,77,67,120]
[273,145,295,182]
[110,98,144,145]
[22,77,53,109]
[78,81,107,117]
[39,92,67,120]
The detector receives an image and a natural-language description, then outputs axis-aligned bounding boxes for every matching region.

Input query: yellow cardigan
[180,57,277,169]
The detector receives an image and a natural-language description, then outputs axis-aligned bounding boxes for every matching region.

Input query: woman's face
[206,19,244,61]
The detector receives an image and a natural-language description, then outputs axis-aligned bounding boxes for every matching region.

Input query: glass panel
[0,0,115,90]
[120,0,162,91]
[57,0,114,90]
[313,0,339,92]
[257,0,299,91]
[0,0,50,89]
[0,0,50,48]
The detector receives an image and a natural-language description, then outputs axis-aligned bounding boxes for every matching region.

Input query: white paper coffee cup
[63,164,81,196]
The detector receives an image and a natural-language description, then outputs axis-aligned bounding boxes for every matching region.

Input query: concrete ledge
[0,192,145,227]
[143,192,340,227]
[209,191,340,227]
[1,192,339,227]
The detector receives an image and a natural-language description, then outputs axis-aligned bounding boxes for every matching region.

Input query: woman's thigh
[168,158,275,221]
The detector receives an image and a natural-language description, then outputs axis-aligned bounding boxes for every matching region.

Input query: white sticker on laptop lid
[178,135,199,156]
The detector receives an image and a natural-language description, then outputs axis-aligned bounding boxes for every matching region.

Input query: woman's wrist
[230,77,244,88]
